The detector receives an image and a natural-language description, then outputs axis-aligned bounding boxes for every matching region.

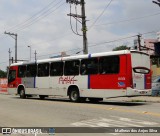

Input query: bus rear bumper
[127,88,152,96]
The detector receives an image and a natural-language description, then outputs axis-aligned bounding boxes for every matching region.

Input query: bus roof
[10,50,142,66]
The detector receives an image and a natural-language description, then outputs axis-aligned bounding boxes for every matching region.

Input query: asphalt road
[0,94,160,136]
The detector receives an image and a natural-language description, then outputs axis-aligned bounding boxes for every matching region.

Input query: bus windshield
[8,70,16,83]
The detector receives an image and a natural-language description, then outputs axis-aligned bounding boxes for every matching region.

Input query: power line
[14,1,65,32]
[0,30,159,65]
[21,34,143,59]
[15,35,137,60]
[17,47,83,61]
[6,0,65,33]
[14,31,73,50]
[19,31,160,59]
[67,0,88,54]
[89,0,113,30]
[5,11,159,53]
[88,30,160,49]
[152,0,160,6]
[69,4,82,36]
[7,0,59,32]
[94,12,160,27]
[88,35,137,48]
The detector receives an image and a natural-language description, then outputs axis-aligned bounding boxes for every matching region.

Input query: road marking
[81,104,160,117]
[36,99,160,117]
[71,116,159,135]
[72,116,158,127]
[111,116,158,125]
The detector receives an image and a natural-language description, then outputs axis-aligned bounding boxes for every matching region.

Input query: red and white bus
[8,50,151,102]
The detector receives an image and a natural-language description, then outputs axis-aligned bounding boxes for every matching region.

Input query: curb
[0,91,9,95]
[105,96,160,103]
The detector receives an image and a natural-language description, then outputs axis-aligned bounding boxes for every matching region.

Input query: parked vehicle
[152,76,160,96]
[152,76,160,90]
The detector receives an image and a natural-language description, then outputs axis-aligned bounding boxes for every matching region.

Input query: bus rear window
[8,70,16,83]
[133,67,150,74]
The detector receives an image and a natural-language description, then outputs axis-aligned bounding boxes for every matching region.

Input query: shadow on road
[10,95,149,107]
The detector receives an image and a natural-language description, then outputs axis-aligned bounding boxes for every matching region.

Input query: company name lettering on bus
[133,74,143,79]
[59,76,77,84]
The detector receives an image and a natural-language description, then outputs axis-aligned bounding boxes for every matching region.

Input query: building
[134,38,157,55]
[50,52,69,58]
[143,39,157,55]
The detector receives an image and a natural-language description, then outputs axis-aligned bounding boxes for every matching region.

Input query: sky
[0,0,160,71]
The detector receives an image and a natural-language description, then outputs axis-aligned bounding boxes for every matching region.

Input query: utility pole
[137,34,142,51]
[66,0,88,54]
[4,31,18,63]
[34,50,37,61]
[8,48,12,66]
[81,0,88,54]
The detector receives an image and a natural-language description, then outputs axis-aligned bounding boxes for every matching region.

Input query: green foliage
[0,69,7,78]
[112,45,129,51]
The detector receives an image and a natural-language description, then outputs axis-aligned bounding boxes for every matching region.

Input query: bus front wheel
[19,89,26,99]
[69,88,80,102]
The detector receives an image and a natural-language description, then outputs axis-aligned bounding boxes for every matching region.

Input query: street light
[28,46,31,61]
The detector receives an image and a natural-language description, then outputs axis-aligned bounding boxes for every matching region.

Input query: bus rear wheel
[69,88,80,102]
[19,89,26,99]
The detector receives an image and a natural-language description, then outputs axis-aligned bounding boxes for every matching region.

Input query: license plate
[141,91,145,94]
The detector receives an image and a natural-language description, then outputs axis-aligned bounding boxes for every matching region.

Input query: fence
[0,78,7,93]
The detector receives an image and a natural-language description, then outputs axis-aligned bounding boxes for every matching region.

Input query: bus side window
[81,58,98,75]
[99,56,120,74]
[18,65,26,77]
[50,62,63,76]
[64,60,80,76]
[26,64,37,77]
[38,63,49,77]
[80,63,87,75]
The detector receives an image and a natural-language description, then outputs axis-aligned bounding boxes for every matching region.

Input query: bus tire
[19,89,26,99]
[69,88,80,102]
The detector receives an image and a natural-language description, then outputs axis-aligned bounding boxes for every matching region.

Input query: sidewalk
[0,90,8,95]
[105,96,160,103]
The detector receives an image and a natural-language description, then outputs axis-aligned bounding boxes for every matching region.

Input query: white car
[152,77,160,91]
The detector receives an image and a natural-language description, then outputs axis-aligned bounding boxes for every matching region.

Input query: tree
[0,69,7,78]
[112,45,129,51]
